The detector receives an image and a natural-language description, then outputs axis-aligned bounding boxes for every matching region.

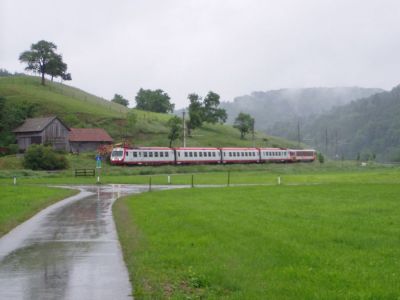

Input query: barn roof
[69,128,113,142]
[13,116,69,133]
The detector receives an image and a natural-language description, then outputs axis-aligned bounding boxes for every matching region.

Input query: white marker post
[13,176,16,185]
[278,176,281,185]
[96,155,102,184]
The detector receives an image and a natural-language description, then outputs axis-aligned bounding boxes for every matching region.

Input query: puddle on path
[0,184,179,300]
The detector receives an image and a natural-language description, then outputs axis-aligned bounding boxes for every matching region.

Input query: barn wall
[42,119,70,151]
[15,133,42,150]
[70,142,111,153]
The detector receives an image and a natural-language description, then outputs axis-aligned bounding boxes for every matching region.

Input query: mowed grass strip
[2,167,400,186]
[0,185,78,237]
[114,184,400,299]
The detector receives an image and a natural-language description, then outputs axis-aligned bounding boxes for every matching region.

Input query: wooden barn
[13,116,70,151]
[68,128,113,153]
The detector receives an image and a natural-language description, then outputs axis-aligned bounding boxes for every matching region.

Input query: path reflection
[0,184,171,300]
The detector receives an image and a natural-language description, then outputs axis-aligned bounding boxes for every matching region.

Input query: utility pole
[182,110,186,147]
[335,130,338,159]
[297,120,301,148]
[251,118,255,147]
[325,128,328,156]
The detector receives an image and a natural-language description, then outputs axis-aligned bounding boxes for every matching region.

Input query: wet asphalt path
[0,184,180,300]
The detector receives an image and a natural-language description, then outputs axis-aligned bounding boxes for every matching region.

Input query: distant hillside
[221,87,383,131]
[0,76,299,149]
[274,85,400,162]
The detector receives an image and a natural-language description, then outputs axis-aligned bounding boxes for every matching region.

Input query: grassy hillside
[0,75,298,149]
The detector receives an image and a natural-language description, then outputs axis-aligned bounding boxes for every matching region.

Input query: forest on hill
[271,86,400,162]
[221,87,383,131]
[220,86,400,161]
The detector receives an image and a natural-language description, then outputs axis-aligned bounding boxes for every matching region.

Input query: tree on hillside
[111,94,129,107]
[167,116,182,147]
[187,91,227,135]
[46,53,70,82]
[203,91,227,124]
[0,69,12,77]
[234,112,254,139]
[0,96,37,146]
[19,40,70,85]
[135,88,174,113]
[187,93,204,135]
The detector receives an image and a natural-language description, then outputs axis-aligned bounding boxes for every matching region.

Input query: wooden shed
[68,128,113,153]
[13,116,70,151]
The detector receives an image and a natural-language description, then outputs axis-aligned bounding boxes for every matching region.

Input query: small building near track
[13,116,70,151]
[68,128,113,153]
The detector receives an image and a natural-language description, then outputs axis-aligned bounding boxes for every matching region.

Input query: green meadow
[0,186,78,237]
[114,184,400,299]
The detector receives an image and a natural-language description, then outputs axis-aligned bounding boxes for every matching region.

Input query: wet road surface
[0,184,180,300]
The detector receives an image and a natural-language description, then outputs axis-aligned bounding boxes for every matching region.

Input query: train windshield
[111,150,124,157]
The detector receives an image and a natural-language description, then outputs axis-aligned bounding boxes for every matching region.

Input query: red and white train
[110,146,316,165]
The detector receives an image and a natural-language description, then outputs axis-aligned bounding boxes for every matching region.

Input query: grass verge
[0,185,78,237]
[114,184,400,299]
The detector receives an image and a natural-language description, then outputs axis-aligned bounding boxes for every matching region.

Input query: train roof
[174,147,219,150]
[258,147,288,150]
[115,147,173,150]
[220,147,258,150]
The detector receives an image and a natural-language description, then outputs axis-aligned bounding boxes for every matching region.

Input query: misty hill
[221,87,383,131]
[0,76,297,149]
[273,86,400,162]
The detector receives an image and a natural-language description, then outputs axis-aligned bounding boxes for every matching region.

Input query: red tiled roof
[69,128,113,142]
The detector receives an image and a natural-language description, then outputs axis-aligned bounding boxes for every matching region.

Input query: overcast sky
[1,0,400,108]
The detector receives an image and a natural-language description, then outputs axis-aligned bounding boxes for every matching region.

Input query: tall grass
[114,184,400,299]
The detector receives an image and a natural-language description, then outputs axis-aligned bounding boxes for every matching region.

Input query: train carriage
[110,147,175,165]
[220,147,259,164]
[290,149,317,162]
[175,147,221,164]
[259,148,290,163]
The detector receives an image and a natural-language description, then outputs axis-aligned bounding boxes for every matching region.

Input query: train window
[177,152,180,157]
[165,152,169,157]
[133,152,137,157]
[160,152,164,157]
[155,152,159,157]
[224,152,226,157]
[241,152,244,156]
[189,152,193,157]
[213,152,216,157]
[208,152,212,156]
[184,152,188,157]
[194,152,197,157]
[199,152,202,157]
[229,152,232,157]
[149,152,153,157]
[144,152,148,157]
[204,152,207,157]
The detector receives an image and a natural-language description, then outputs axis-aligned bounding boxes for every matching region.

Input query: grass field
[0,186,78,237]
[114,184,400,299]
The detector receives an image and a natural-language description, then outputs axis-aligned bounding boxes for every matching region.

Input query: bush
[317,152,325,163]
[7,144,18,154]
[23,144,68,170]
